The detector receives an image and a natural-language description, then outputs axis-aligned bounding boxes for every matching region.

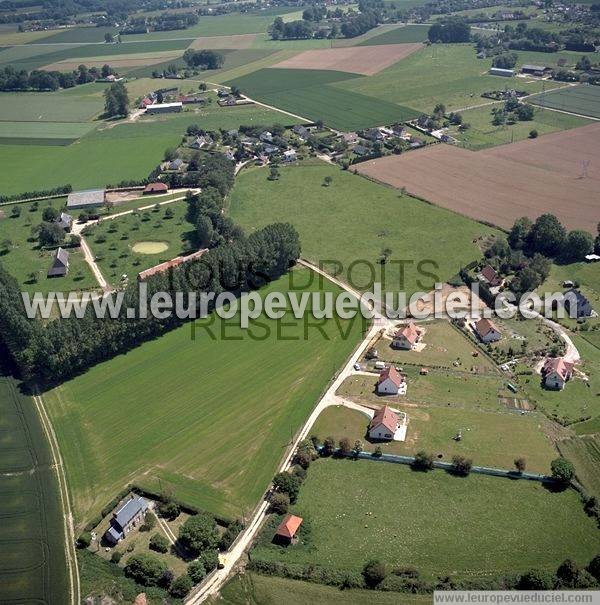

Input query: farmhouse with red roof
[392,322,423,350]
[377,366,406,395]
[542,357,574,390]
[474,318,502,343]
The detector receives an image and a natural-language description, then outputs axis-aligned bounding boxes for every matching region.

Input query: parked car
[353,363,362,371]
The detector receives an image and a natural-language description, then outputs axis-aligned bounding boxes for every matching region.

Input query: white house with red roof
[368,405,407,441]
[542,357,574,390]
[474,318,502,343]
[377,366,406,395]
[392,322,423,350]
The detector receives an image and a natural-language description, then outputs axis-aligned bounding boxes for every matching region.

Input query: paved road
[185,261,393,604]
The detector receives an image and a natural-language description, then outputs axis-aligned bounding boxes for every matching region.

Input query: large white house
[392,322,423,350]
[542,357,573,390]
[474,318,502,343]
[368,406,400,440]
[377,366,405,395]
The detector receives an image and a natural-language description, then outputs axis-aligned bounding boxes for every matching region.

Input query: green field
[217,573,430,605]
[229,162,499,297]
[43,268,365,527]
[252,458,599,577]
[0,103,297,195]
[226,68,419,130]
[0,368,69,604]
[358,24,430,45]
[558,435,600,499]
[448,102,591,150]
[34,25,118,44]
[528,84,600,119]
[0,120,96,144]
[0,198,98,294]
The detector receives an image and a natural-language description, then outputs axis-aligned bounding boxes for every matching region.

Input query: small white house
[377,366,405,395]
[368,405,400,440]
[542,357,573,390]
[283,149,297,163]
[474,318,502,343]
[392,322,422,350]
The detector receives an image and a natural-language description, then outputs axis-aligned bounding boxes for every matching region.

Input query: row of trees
[0,63,114,92]
[182,49,224,70]
[428,18,471,43]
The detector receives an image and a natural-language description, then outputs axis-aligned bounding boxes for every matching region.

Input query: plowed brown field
[356,123,600,232]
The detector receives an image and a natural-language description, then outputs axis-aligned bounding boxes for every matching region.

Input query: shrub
[188,560,206,583]
[588,554,600,582]
[111,550,123,564]
[170,574,193,598]
[158,501,181,521]
[178,513,219,557]
[269,493,290,515]
[529,129,538,139]
[124,553,168,586]
[551,457,574,485]
[518,569,554,590]
[198,549,219,573]
[451,455,472,476]
[412,450,434,471]
[514,457,527,473]
[363,559,387,588]
[149,533,169,554]
[219,519,243,551]
[140,511,157,532]
[272,472,301,503]
[338,437,352,455]
[77,532,92,549]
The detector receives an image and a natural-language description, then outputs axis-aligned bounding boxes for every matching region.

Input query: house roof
[475,318,500,337]
[56,212,73,229]
[377,365,403,387]
[114,496,148,529]
[67,188,105,208]
[394,322,421,345]
[522,64,548,71]
[275,514,303,539]
[480,265,501,285]
[169,158,184,169]
[107,525,123,542]
[543,357,573,380]
[54,247,69,266]
[369,405,399,434]
[144,182,168,193]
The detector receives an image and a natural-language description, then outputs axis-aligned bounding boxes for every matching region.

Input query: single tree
[514,457,527,473]
[170,574,193,598]
[269,492,290,515]
[363,559,387,588]
[149,533,169,553]
[178,513,219,557]
[551,457,574,485]
[338,437,352,455]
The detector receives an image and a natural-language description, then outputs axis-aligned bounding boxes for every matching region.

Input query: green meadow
[43,268,365,527]
[253,458,599,577]
[229,161,499,297]
[529,84,600,119]
[358,23,430,45]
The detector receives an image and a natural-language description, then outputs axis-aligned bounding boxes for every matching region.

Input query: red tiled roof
[275,514,303,539]
[369,405,399,434]
[475,318,500,337]
[543,357,573,380]
[481,265,501,286]
[144,182,168,193]
[377,365,403,387]
[394,322,422,345]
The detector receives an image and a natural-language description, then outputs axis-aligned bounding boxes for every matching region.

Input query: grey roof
[67,189,105,209]
[56,212,73,230]
[169,158,184,169]
[353,145,369,155]
[522,64,548,71]
[106,526,122,543]
[114,496,148,529]
[263,145,279,154]
[293,125,309,137]
[48,247,69,276]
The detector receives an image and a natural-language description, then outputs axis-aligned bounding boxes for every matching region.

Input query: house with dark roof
[293,124,310,139]
[167,158,184,171]
[542,357,573,390]
[521,64,552,77]
[479,265,502,287]
[47,247,69,277]
[274,514,303,544]
[564,289,594,318]
[143,182,168,195]
[104,496,150,544]
[474,318,502,343]
[377,366,406,395]
[56,212,73,232]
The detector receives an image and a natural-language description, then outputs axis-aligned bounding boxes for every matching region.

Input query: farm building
[139,97,153,109]
[56,212,73,231]
[542,357,573,390]
[167,158,184,171]
[104,496,150,544]
[67,188,106,210]
[564,289,594,318]
[143,182,168,195]
[392,322,423,350]
[479,265,502,287]
[146,102,183,115]
[260,131,273,143]
[47,247,69,277]
[283,149,297,162]
[474,318,502,343]
[377,366,406,395]
[190,135,213,150]
[293,124,310,139]
[368,405,405,441]
[521,65,552,77]
[490,67,515,77]
[274,514,303,545]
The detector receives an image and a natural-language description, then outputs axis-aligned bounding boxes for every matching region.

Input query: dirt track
[356,122,600,232]
[270,43,422,76]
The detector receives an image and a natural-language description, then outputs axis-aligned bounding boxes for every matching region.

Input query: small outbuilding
[564,289,594,318]
[274,514,303,545]
[146,102,183,115]
[479,265,502,287]
[143,182,168,195]
[521,64,552,77]
[47,247,69,277]
[490,67,515,77]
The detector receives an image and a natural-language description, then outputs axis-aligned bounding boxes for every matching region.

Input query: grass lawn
[334,44,549,114]
[373,320,496,371]
[0,369,69,604]
[217,572,431,605]
[252,458,599,577]
[85,199,195,286]
[225,68,419,130]
[312,403,557,473]
[206,49,300,84]
[43,268,365,528]
[0,198,98,294]
[488,316,562,358]
[229,162,499,298]
[0,103,295,196]
[0,120,97,145]
[558,435,600,499]
[448,103,591,150]
[358,24,430,45]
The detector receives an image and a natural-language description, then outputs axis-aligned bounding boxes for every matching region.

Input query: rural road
[185,260,393,604]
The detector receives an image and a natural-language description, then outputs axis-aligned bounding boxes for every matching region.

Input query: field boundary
[34,391,80,605]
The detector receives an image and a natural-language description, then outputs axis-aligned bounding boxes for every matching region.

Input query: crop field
[220,573,430,605]
[270,43,422,76]
[0,370,69,604]
[0,198,98,294]
[229,162,498,297]
[529,84,600,119]
[335,44,547,114]
[32,25,118,44]
[358,23,430,45]
[312,402,557,472]
[226,68,419,130]
[42,50,184,72]
[43,268,365,526]
[447,103,590,150]
[189,33,258,49]
[356,122,600,232]
[0,103,295,195]
[558,435,600,498]
[253,458,598,577]
[0,120,96,145]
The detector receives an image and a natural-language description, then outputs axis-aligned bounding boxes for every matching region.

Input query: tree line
[0,64,115,92]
